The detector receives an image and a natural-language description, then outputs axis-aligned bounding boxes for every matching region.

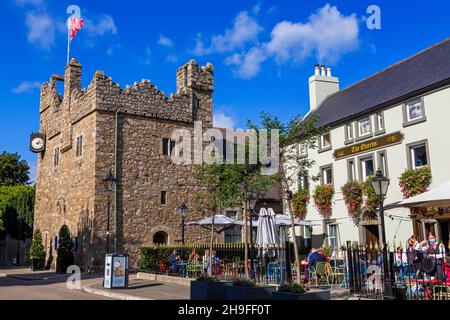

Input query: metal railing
[344,241,449,300]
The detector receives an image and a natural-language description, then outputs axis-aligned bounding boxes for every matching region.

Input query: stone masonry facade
[34,58,217,269]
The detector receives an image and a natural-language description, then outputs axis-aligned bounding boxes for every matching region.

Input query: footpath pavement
[83,277,190,300]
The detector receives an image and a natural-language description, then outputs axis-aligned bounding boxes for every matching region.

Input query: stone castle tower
[34,58,214,268]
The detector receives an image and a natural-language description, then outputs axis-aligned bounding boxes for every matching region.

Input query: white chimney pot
[326,67,332,77]
[320,65,326,76]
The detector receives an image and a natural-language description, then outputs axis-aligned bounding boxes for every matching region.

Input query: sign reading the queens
[334,131,404,160]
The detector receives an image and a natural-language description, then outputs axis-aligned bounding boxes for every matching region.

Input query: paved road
[0,269,110,300]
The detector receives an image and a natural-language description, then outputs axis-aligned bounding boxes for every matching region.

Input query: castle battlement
[40,58,214,127]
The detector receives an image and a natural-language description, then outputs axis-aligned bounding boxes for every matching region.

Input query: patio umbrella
[385,180,450,208]
[256,208,279,248]
[185,214,238,232]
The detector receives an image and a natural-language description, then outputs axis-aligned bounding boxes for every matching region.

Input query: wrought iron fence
[344,241,449,300]
[139,242,297,285]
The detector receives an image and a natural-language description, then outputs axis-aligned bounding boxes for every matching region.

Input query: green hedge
[139,246,207,271]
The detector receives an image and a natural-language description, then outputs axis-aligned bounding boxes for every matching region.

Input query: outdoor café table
[224,262,244,278]
[410,279,442,300]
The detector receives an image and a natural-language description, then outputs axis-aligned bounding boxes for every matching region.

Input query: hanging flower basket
[399,166,432,199]
[291,189,310,220]
[363,176,381,213]
[341,180,364,224]
[312,184,334,219]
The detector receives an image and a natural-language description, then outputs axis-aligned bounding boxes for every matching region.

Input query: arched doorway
[153,231,168,246]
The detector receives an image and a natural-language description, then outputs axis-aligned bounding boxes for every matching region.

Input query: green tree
[29,229,46,266]
[0,152,30,186]
[247,112,323,284]
[56,225,74,273]
[196,163,242,276]
[0,185,35,234]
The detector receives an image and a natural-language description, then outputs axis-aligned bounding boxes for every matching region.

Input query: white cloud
[266,4,359,64]
[158,34,173,47]
[230,4,360,79]
[12,81,41,94]
[85,14,117,36]
[16,0,44,6]
[166,54,178,63]
[233,47,266,79]
[194,11,262,55]
[25,12,56,50]
[213,112,235,130]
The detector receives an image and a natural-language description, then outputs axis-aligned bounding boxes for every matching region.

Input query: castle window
[160,191,167,205]
[53,147,60,167]
[162,138,176,156]
[76,135,83,157]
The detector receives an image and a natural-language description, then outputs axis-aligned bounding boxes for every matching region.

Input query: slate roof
[310,38,450,128]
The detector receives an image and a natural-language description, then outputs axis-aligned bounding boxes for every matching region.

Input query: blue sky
[1,0,449,181]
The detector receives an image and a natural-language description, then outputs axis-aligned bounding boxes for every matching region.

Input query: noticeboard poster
[112,256,127,288]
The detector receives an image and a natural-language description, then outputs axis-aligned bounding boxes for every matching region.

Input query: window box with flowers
[341,181,364,224]
[312,184,334,219]
[399,166,432,199]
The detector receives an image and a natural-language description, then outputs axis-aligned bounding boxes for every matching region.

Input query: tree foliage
[246,112,324,284]
[29,229,46,261]
[56,225,74,273]
[0,185,35,233]
[0,152,30,186]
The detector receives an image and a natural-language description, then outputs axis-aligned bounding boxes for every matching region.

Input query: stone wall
[34,58,216,269]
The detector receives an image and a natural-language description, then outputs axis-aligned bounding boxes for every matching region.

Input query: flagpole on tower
[66,20,71,65]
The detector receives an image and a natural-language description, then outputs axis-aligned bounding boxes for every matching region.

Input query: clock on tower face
[30,133,46,153]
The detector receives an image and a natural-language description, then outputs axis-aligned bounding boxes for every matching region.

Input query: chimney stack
[314,64,320,76]
[320,65,326,76]
[308,64,339,112]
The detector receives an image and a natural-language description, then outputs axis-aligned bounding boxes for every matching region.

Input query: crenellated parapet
[38,58,214,142]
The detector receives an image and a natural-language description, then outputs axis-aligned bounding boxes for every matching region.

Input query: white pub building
[287,38,450,249]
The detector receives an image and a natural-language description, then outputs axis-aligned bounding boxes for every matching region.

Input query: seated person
[168,249,179,271]
[307,248,327,283]
[188,249,200,263]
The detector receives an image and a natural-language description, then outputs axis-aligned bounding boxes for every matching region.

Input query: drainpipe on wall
[114,110,119,253]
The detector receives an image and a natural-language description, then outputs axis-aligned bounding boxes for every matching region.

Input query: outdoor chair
[432,285,449,300]
[186,262,203,279]
[329,265,345,288]
[311,262,329,285]
[159,260,172,275]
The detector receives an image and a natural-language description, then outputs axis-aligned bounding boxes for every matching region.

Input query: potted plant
[56,226,74,273]
[29,230,46,271]
[273,282,330,300]
[190,275,227,300]
[226,279,276,300]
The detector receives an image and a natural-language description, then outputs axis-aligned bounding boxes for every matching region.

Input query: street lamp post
[370,168,393,299]
[248,194,258,278]
[178,202,188,245]
[102,169,116,254]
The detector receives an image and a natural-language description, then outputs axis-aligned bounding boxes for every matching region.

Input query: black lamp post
[248,194,258,277]
[178,202,188,245]
[370,169,390,245]
[370,168,393,299]
[102,169,116,254]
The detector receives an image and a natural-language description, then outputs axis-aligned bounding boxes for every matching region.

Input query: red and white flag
[68,16,84,40]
